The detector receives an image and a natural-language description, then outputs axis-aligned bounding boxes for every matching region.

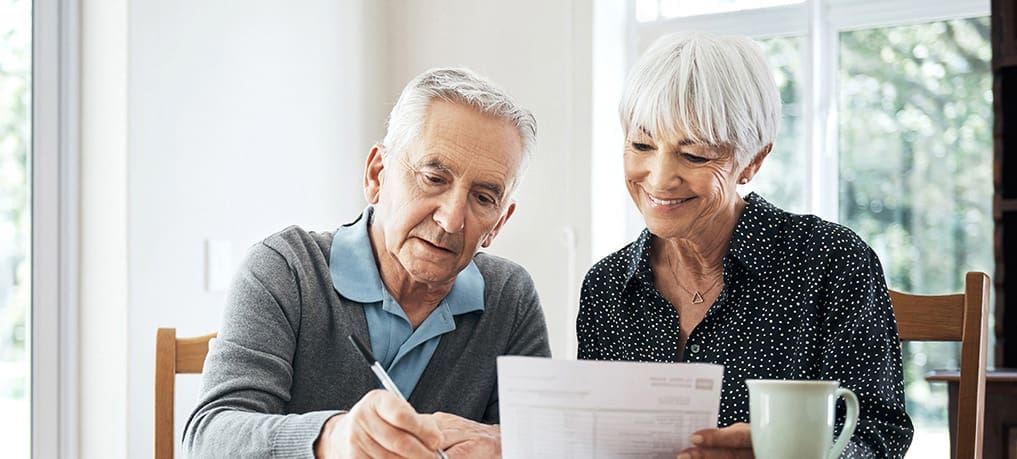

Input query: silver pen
[348,334,448,459]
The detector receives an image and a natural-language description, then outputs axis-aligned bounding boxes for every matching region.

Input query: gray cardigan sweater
[182,226,551,458]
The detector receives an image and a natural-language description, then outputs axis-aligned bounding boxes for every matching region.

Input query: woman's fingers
[691,423,752,448]
[676,423,754,459]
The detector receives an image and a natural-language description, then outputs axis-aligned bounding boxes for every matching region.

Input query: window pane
[839,17,992,458]
[0,0,31,457]
[746,36,807,213]
[635,0,659,23]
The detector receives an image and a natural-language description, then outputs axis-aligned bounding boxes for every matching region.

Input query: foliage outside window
[752,37,807,214]
[0,0,31,457]
[839,17,993,426]
[754,17,992,457]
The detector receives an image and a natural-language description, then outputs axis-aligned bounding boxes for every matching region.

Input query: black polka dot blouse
[578,193,914,458]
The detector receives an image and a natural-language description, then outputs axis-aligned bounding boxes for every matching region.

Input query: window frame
[31,0,79,457]
[612,0,990,226]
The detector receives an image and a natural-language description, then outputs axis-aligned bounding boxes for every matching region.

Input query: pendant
[692,292,704,304]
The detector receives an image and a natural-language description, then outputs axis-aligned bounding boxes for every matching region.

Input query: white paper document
[497,356,723,459]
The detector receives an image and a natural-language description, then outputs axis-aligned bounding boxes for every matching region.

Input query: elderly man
[183,68,550,458]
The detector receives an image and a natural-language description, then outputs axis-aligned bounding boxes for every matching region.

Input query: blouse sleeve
[577,271,603,361]
[818,240,914,458]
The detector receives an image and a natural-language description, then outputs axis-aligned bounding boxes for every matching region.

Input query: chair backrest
[154,328,217,459]
[888,271,989,459]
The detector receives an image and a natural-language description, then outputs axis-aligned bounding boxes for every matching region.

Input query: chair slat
[176,333,217,374]
[888,291,965,341]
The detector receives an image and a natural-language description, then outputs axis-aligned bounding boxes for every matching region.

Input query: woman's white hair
[382,67,537,190]
[619,32,781,168]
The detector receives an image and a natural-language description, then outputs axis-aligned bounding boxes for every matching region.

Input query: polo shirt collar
[329,206,485,315]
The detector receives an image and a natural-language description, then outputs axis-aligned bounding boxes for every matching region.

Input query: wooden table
[926,369,1017,459]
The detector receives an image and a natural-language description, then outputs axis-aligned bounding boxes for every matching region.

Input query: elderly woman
[577,32,913,458]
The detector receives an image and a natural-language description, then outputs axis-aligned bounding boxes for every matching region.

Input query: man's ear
[363,144,385,204]
[739,143,773,183]
[481,202,517,248]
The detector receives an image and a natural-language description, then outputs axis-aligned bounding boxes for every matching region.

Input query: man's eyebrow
[419,159,454,174]
[476,181,505,200]
[417,159,505,199]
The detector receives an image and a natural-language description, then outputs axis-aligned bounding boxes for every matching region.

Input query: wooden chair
[889,271,989,459]
[155,328,217,459]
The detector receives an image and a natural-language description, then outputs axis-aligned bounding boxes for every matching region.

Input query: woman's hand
[677,422,754,459]
[431,412,502,458]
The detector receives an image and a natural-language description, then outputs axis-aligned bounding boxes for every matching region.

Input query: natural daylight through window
[604,1,993,457]
[0,0,32,457]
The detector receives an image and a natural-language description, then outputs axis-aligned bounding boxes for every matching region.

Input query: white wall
[89,1,595,458]
[123,1,382,457]
[385,0,595,358]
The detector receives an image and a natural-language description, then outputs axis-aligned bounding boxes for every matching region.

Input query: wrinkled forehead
[404,112,523,191]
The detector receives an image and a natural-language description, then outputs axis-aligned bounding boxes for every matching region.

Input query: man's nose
[433,189,467,233]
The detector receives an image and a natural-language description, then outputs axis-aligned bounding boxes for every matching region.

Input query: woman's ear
[738,144,773,184]
[363,144,385,204]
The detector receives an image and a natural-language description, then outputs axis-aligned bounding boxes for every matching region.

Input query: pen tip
[348,334,376,364]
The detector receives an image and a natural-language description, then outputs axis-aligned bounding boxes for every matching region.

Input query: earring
[739,178,748,184]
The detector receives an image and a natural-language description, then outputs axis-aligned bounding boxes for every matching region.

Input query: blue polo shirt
[329,206,485,397]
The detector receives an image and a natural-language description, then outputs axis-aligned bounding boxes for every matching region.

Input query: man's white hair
[382,67,537,192]
[619,32,781,168]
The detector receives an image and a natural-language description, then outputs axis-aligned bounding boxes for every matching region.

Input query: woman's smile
[645,191,695,208]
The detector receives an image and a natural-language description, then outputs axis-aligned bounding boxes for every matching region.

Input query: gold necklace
[665,251,724,304]
[674,276,723,304]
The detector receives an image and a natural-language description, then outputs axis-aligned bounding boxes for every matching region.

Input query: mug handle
[828,387,859,459]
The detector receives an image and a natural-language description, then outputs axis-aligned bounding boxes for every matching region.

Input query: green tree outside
[0,0,31,398]
[753,16,992,438]
[839,17,992,427]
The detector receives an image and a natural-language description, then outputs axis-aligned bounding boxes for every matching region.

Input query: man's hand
[314,390,444,458]
[431,412,501,459]
[676,422,754,459]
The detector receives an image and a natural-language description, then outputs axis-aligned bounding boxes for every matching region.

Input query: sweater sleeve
[182,242,342,458]
[481,263,551,423]
[503,268,552,359]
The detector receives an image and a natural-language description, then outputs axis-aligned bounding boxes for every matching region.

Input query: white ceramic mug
[746,379,859,459]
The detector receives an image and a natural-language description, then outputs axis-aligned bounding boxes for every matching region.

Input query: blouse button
[689,344,700,354]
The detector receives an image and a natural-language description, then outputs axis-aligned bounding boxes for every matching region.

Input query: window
[600,1,992,456]
[0,0,32,457]
[839,16,992,436]
[753,36,807,214]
